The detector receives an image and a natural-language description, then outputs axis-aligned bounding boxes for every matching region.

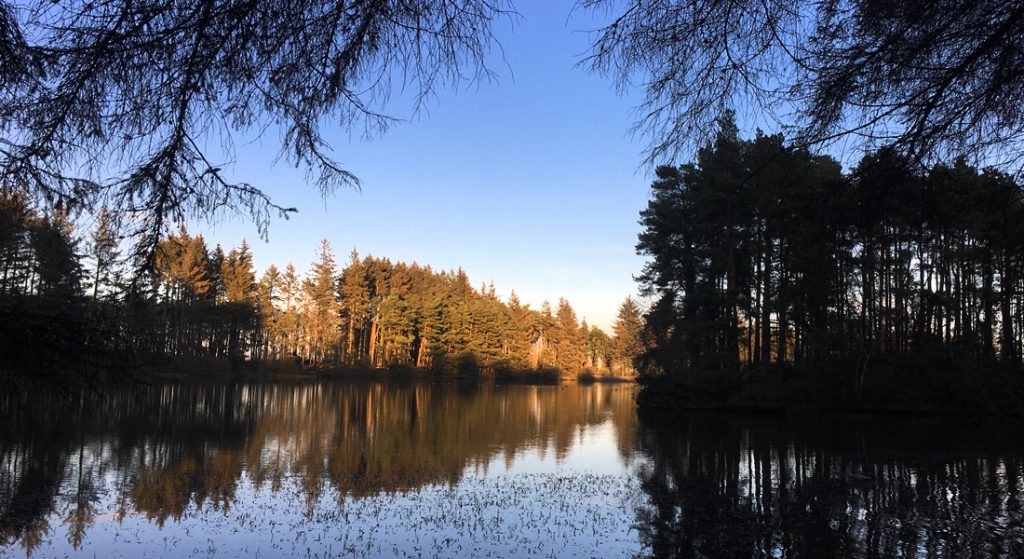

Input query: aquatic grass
[2,451,646,558]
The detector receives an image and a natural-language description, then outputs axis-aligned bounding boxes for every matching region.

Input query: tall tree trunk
[1001,252,1017,362]
[760,243,772,366]
[368,310,379,366]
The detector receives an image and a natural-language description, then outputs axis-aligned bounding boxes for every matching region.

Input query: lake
[1,380,1022,558]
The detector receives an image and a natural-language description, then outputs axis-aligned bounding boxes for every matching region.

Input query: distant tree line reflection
[0,382,636,555]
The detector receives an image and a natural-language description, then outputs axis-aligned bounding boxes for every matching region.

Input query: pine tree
[89,206,121,302]
[257,265,282,359]
[216,240,257,359]
[0,191,34,297]
[302,239,342,366]
[222,240,256,303]
[339,249,370,365]
[29,207,82,297]
[279,263,302,359]
[207,244,226,303]
[611,296,644,375]
[155,229,212,302]
[550,298,586,372]
[505,290,530,359]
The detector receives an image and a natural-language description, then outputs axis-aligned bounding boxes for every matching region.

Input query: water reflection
[0,381,638,556]
[4,383,1024,558]
[634,414,1024,558]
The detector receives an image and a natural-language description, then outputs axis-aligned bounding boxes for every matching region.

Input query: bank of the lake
[638,356,1024,417]
[137,355,636,385]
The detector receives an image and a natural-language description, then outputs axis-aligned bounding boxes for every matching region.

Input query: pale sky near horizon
[191,3,653,331]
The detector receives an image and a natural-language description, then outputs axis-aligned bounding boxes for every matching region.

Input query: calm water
[0,381,1022,558]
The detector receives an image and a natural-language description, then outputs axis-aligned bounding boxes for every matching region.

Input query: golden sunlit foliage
[0,196,642,378]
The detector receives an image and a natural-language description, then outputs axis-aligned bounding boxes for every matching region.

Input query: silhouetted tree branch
[0,0,513,262]
[582,0,1024,170]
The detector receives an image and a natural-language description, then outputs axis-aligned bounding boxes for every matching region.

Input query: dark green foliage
[0,193,131,380]
[611,296,644,375]
[637,115,1024,412]
[331,260,589,375]
[548,298,586,372]
[88,207,121,302]
[452,351,483,378]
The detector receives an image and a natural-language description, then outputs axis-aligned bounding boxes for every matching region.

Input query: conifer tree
[221,241,256,304]
[207,245,226,303]
[156,229,212,302]
[0,191,34,297]
[89,207,121,302]
[550,298,586,371]
[257,265,282,360]
[505,290,534,362]
[302,240,342,366]
[29,208,82,297]
[636,116,1024,377]
[339,250,370,364]
[218,240,257,359]
[279,263,302,359]
[611,296,644,375]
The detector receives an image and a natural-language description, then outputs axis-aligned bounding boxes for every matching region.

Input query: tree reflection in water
[5,383,1024,558]
[0,381,638,556]
[633,414,1024,559]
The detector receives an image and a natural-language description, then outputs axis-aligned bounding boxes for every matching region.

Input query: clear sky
[192,3,651,331]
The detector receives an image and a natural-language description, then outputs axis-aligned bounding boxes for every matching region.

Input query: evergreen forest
[0,190,643,381]
[636,116,1024,413]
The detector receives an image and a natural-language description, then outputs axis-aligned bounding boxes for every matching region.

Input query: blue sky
[193,3,651,331]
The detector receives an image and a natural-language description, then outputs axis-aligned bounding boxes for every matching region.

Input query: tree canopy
[637,115,1024,376]
[0,0,513,257]
[0,193,643,379]
[583,0,1024,170]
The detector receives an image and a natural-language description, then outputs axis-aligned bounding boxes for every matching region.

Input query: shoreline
[635,363,1024,419]
[131,356,637,385]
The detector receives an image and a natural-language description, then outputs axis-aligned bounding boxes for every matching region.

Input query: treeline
[638,115,1024,380]
[0,191,643,378]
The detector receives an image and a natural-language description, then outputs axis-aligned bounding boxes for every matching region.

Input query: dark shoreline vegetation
[636,362,1024,418]
[633,115,1024,417]
[0,193,645,386]
[138,356,635,385]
